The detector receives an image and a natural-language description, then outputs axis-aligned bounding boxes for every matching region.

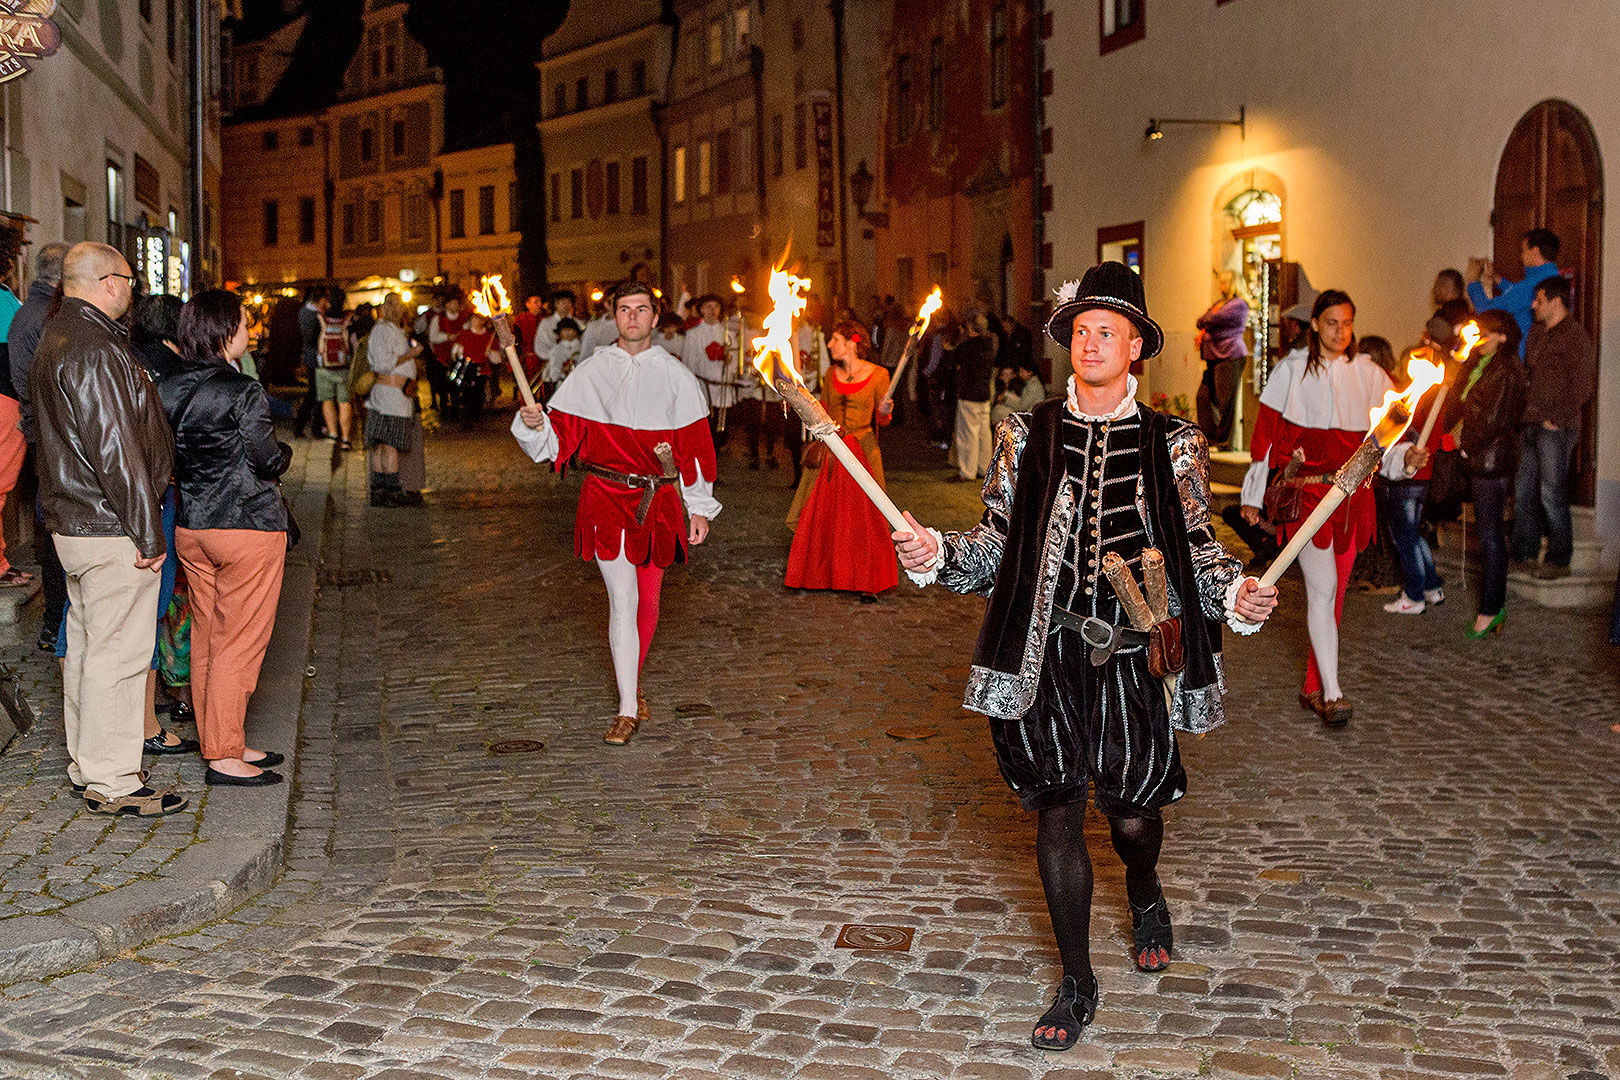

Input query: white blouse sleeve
[510,410,558,464]
[682,473,722,520]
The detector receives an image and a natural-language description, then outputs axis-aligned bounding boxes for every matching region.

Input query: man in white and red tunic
[512,280,720,745]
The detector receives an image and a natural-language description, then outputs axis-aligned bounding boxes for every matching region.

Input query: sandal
[603,714,640,745]
[83,785,188,817]
[1031,974,1098,1050]
[0,567,33,587]
[1131,886,1174,971]
[144,728,199,755]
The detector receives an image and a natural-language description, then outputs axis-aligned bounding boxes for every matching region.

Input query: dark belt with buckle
[1049,604,1150,666]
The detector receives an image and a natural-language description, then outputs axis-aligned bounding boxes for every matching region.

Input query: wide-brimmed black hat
[1045,261,1164,359]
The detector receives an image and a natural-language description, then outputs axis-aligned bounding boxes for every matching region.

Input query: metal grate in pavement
[835,924,915,952]
[489,739,545,755]
[317,568,393,587]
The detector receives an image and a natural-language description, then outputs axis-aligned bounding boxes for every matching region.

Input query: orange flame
[467,289,491,318]
[914,286,944,336]
[730,276,747,294]
[470,275,509,319]
[750,268,812,390]
[1368,350,1446,446]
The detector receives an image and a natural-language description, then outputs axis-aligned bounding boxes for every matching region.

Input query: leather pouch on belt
[1146,616,1185,679]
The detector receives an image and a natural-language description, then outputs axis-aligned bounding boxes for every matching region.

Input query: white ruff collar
[1066,373,1139,421]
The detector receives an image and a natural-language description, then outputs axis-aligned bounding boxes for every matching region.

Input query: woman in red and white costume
[513,281,720,745]
[1240,290,1393,727]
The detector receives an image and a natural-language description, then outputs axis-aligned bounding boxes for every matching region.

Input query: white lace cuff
[904,527,947,587]
[1225,574,1264,635]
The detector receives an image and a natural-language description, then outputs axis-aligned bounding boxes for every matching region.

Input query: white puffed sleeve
[510,410,558,464]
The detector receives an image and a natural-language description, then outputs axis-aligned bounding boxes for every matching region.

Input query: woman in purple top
[1194,270,1250,445]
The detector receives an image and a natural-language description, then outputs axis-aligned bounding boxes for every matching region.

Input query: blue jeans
[1384,482,1441,602]
[1471,474,1511,618]
[1510,424,1580,566]
[56,487,177,669]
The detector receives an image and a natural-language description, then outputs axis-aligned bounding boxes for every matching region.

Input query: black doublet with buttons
[991,410,1187,816]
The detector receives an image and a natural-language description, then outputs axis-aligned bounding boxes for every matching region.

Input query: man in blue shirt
[1468,228,1562,357]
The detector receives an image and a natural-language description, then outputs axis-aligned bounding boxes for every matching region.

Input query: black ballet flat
[205,767,284,787]
[1031,974,1098,1050]
[143,729,199,755]
[244,751,285,769]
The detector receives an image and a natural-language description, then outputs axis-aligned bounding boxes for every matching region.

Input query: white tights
[595,553,641,718]
[1297,540,1342,701]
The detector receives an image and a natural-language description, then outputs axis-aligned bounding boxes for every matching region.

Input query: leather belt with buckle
[1049,604,1150,666]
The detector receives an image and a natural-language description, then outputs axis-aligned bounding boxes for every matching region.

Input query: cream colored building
[1044,0,1620,565]
[219,111,328,287]
[438,142,520,293]
[538,0,670,295]
[1,0,222,291]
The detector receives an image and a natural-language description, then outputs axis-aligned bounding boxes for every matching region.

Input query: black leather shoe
[244,751,284,768]
[144,729,199,755]
[205,767,284,786]
[161,700,195,724]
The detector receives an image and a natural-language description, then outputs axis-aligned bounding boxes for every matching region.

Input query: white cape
[549,343,711,431]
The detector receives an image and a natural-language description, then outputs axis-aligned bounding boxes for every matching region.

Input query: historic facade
[1043,0,1620,567]
[869,0,1038,321]
[0,0,222,294]
[537,0,669,298]
[437,141,520,291]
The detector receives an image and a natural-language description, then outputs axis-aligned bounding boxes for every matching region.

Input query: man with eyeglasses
[30,242,184,818]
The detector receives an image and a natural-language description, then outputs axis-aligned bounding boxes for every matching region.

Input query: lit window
[708,18,724,67]
[1100,0,1145,53]
[698,140,712,196]
[673,145,686,203]
[734,7,751,54]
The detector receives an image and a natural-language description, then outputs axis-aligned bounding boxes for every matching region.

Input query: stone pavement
[0,442,329,983]
[0,413,1615,1080]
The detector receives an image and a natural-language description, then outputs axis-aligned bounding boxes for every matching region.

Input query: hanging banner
[811,94,835,252]
[0,1,61,85]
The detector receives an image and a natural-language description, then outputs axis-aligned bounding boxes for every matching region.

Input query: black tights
[1035,800,1164,985]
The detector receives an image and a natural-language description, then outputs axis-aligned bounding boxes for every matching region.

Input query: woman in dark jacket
[1441,309,1525,639]
[162,290,291,786]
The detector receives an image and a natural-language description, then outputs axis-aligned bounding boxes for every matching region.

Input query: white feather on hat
[1054,280,1081,303]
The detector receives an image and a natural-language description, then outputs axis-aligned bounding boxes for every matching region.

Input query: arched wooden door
[1493,99,1604,503]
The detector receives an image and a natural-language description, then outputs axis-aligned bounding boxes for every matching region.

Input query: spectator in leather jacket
[161,290,291,788]
[1441,309,1526,637]
[31,242,183,817]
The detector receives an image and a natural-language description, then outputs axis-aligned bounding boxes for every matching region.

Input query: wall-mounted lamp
[1145,105,1246,142]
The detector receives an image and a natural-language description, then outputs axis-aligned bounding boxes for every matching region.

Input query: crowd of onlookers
[0,241,293,816]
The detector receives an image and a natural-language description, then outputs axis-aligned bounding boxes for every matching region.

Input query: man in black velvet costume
[893,262,1279,1050]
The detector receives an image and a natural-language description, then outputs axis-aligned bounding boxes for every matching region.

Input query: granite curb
[0,446,334,985]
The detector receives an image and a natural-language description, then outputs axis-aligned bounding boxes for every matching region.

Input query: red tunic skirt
[1254,408,1377,555]
[548,411,716,568]
[784,434,900,594]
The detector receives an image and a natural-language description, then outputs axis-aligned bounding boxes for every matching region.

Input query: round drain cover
[885,726,938,740]
[489,739,545,755]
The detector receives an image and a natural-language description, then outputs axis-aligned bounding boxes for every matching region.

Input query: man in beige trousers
[31,242,184,816]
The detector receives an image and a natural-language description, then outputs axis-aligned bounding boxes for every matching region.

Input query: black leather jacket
[159,356,291,533]
[31,299,175,558]
[1444,351,1527,479]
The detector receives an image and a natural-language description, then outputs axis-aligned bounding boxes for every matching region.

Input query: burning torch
[1408,320,1483,456]
[753,269,911,534]
[1254,352,1446,591]
[879,287,944,409]
[469,275,538,409]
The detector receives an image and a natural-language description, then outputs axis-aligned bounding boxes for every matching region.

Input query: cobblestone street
[0,414,1616,1080]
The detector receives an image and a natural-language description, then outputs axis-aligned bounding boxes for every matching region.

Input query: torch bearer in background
[752,269,911,534]
[469,275,538,409]
[1254,351,1446,591]
[878,286,945,410]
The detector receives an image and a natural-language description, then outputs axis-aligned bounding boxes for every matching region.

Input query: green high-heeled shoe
[1464,610,1506,639]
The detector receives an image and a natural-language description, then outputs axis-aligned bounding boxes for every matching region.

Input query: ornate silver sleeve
[1167,421,1246,623]
[937,412,1029,597]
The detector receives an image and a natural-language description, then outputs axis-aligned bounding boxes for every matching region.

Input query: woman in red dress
[452,314,498,427]
[785,321,897,599]
[1239,290,1394,726]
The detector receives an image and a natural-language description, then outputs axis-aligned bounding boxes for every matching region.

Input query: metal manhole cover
[318,568,393,587]
[885,725,938,740]
[489,739,545,755]
[835,924,914,952]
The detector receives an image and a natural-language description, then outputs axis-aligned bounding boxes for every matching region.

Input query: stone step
[1432,523,1612,609]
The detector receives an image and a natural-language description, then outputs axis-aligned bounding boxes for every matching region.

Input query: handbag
[801,440,828,469]
[283,497,301,550]
[1262,474,1304,527]
[1424,447,1467,524]
[352,369,376,397]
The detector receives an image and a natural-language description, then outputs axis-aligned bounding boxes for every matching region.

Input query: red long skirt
[784,436,899,594]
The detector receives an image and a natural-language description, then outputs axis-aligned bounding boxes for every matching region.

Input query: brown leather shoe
[1319,697,1353,727]
[1299,689,1324,715]
[603,714,640,745]
[637,690,648,722]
